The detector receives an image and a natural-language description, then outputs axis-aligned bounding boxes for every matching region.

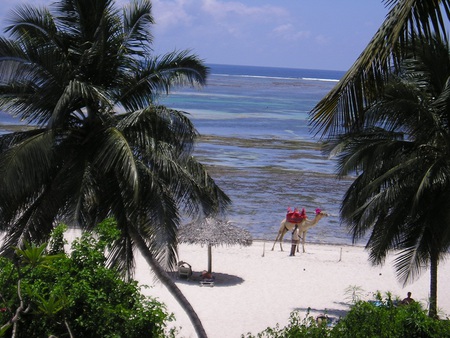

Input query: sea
[158,64,361,246]
[0,64,362,246]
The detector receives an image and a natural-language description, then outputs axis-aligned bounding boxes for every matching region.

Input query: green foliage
[244,294,450,338]
[0,223,176,337]
[0,0,229,278]
[242,309,332,338]
[323,35,450,318]
[0,0,224,335]
[333,297,450,338]
[311,2,450,136]
[343,285,365,304]
[47,224,68,255]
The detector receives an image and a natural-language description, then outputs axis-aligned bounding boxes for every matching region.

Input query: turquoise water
[0,64,360,245]
[159,64,360,245]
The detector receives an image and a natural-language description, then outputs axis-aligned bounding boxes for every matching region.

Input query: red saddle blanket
[286,212,306,224]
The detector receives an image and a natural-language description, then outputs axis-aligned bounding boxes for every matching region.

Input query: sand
[133,240,450,338]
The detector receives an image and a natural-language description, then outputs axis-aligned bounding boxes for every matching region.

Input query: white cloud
[200,0,288,19]
[129,0,388,70]
[315,34,330,46]
[152,0,289,28]
[152,0,292,43]
[271,24,310,42]
[152,0,194,31]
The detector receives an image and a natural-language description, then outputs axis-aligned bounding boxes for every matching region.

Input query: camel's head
[315,209,329,218]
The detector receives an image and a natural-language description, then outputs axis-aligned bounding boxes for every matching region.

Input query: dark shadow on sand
[293,305,349,321]
[168,270,244,287]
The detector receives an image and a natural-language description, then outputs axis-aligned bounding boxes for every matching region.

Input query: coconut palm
[0,0,230,337]
[310,0,450,136]
[326,35,450,318]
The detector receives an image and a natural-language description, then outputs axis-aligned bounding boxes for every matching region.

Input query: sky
[0,0,390,71]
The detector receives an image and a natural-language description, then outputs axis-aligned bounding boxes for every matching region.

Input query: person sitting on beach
[316,314,329,326]
[401,292,414,305]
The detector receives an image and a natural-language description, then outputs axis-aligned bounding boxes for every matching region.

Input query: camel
[271,209,329,253]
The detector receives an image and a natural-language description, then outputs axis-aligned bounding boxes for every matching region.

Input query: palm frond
[118,105,197,157]
[0,178,68,257]
[118,51,208,110]
[0,130,54,201]
[311,0,450,136]
[122,0,154,55]
[394,245,427,285]
[50,79,113,128]
[5,5,56,41]
[93,127,139,199]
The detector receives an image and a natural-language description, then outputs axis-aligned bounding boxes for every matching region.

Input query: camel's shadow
[169,270,244,287]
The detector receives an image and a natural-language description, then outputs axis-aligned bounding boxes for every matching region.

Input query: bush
[0,221,176,338]
[333,296,450,338]
[242,309,332,338]
[244,293,450,338]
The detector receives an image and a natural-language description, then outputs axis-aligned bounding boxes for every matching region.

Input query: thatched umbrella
[178,218,253,273]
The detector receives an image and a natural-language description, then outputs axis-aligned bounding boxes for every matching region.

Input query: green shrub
[0,221,176,338]
[242,309,332,338]
[334,298,450,338]
[244,293,450,338]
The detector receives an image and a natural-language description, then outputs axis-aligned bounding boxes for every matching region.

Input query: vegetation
[310,1,450,135]
[0,222,176,337]
[333,299,450,338]
[310,1,450,318]
[242,309,330,338]
[324,34,450,318]
[243,293,450,338]
[0,1,230,337]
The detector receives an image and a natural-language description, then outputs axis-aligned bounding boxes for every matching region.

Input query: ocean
[158,64,359,246]
[0,64,361,246]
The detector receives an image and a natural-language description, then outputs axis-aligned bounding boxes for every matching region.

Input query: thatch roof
[178,218,253,247]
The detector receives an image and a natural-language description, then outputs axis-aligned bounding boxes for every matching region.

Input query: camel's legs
[297,232,304,252]
[279,228,287,251]
[271,232,281,251]
[271,228,287,251]
[301,232,306,253]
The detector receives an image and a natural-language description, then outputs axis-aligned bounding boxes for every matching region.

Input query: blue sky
[0,0,389,71]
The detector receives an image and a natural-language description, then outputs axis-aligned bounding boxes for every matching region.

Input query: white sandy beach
[134,240,450,338]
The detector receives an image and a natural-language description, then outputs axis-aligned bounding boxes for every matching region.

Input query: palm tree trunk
[429,251,439,318]
[128,226,208,338]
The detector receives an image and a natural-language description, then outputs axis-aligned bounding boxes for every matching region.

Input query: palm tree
[326,35,450,318]
[310,0,450,136]
[0,0,230,336]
